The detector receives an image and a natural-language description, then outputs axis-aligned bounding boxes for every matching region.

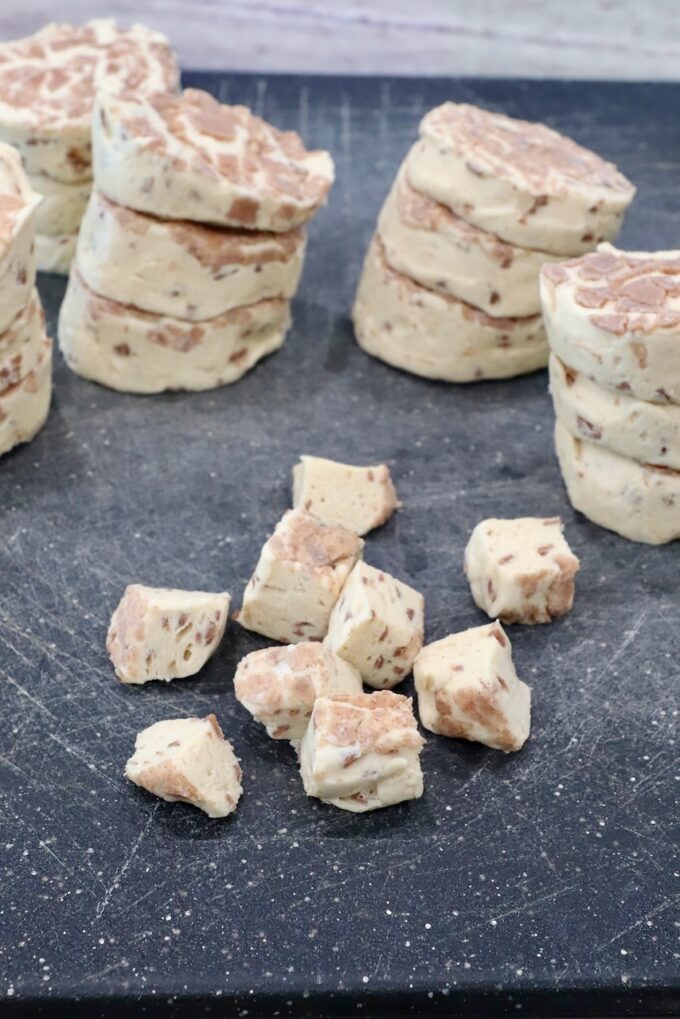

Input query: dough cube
[414,623,531,752]
[298,691,425,812]
[325,561,424,689]
[125,715,243,818]
[292,454,399,535]
[107,585,230,683]
[464,517,580,624]
[234,641,363,740]
[238,509,364,643]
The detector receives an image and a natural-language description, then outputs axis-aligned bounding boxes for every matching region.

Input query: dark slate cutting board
[0,74,678,1019]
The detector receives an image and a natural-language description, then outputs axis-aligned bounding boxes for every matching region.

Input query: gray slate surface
[0,75,677,1017]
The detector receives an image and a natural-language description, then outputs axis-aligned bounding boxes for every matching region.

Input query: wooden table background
[1,0,678,79]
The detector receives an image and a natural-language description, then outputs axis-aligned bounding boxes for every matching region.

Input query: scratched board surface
[0,76,677,1019]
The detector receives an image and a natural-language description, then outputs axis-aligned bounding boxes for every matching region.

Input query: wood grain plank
[0,0,678,79]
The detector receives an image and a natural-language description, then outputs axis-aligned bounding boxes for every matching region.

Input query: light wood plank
[0,0,678,79]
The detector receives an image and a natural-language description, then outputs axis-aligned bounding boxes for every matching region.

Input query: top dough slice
[540,244,680,405]
[0,19,179,182]
[92,88,335,231]
[407,102,635,255]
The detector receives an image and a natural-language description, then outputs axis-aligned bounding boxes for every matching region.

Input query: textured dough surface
[541,245,680,405]
[407,103,634,254]
[58,267,291,393]
[555,420,680,545]
[550,354,680,470]
[298,692,424,812]
[77,189,306,320]
[93,88,334,230]
[292,454,399,536]
[107,584,230,684]
[0,19,178,182]
[0,337,52,458]
[125,715,242,818]
[414,622,531,752]
[353,234,547,382]
[0,289,46,395]
[464,516,579,625]
[234,642,362,740]
[0,143,40,332]
[379,161,560,317]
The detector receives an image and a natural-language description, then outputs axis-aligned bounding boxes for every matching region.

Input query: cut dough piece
[353,235,547,382]
[125,715,242,819]
[0,143,40,334]
[107,584,230,684]
[464,516,579,625]
[0,290,46,395]
[407,103,634,255]
[58,267,291,393]
[77,190,307,321]
[0,19,178,183]
[298,691,424,812]
[0,337,52,458]
[234,642,362,740]
[555,420,680,545]
[541,246,680,405]
[29,172,91,236]
[35,232,77,275]
[292,454,399,536]
[238,509,364,644]
[93,88,334,231]
[325,560,424,689]
[414,622,531,752]
[379,162,561,317]
[550,354,680,470]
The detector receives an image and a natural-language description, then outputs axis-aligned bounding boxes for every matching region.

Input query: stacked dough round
[0,19,179,274]
[541,245,680,544]
[0,144,52,457]
[59,88,334,393]
[354,102,635,383]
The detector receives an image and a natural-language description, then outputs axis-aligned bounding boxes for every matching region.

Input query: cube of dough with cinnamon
[125,715,243,818]
[464,517,580,624]
[292,455,399,535]
[324,561,424,689]
[238,509,364,643]
[298,691,425,812]
[233,641,363,740]
[414,623,531,752]
[107,585,230,683]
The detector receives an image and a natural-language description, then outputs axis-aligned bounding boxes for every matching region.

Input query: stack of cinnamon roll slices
[58,89,334,392]
[541,246,680,545]
[0,146,51,457]
[353,103,635,383]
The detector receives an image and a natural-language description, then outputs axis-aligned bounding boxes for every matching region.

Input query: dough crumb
[324,560,424,689]
[237,509,363,643]
[414,622,531,752]
[298,691,425,812]
[107,584,230,683]
[234,641,362,740]
[292,454,399,535]
[125,715,242,818]
[464,516,579,624]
